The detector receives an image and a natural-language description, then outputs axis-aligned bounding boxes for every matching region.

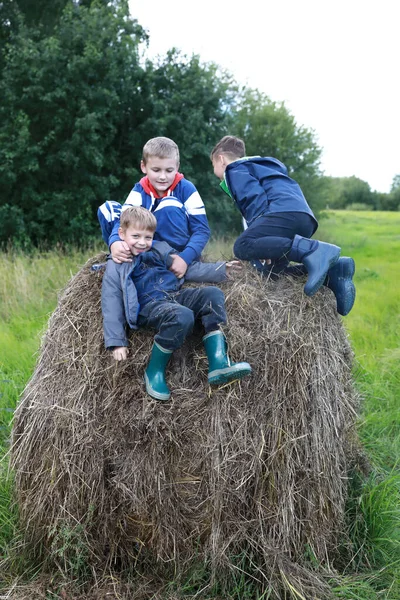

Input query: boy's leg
[138,300,195,350]
[174,286,226,333]
[276,259,356,315]
[288,235,340,296]
[138,300,196,401]
[233,213,341,297]
[175,287,251,385]
[233,212,315,264]
[97,201,122,245]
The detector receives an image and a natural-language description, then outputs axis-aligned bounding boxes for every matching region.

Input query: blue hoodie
[223,156,318,233]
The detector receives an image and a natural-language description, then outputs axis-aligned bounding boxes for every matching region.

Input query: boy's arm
[108,188,144,263]
[101,262,129,349]
[179,189,211,266]
[185,261,228,283]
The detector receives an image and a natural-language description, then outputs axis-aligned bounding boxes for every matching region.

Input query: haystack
[10,253,360,598]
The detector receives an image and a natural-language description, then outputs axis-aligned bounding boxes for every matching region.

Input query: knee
[175,305,195,334]
[202,286,225,306]
[233,235,249,259]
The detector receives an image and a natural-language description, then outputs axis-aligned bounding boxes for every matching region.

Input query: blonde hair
[142,137,180,165]
[120,206,157,232]
[210,135,246,161]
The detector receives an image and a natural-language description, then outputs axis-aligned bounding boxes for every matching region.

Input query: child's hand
[226,260,243,278]
[111,241,132,264]
[112,347,128,361]
[170,254,188,278]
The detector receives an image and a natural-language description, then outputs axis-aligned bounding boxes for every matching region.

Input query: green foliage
[325,176,375,210]
[0,1,148,247]
[229,88,324,215]
[349,473,400,571]
[50,518,92,579]
[376,189,400,211]
[139,50,242,235]
[0,0,329,244]
[0,468,18,554]
[0,0,398,249]
[390,174,400,192]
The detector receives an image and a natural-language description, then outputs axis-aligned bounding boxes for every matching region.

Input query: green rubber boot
[203,330,252,386]
[144,341,173,401]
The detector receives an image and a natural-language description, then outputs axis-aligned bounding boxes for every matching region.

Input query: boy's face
[141,156,179,197]
[212,154,226,180]
[118,224,154,256]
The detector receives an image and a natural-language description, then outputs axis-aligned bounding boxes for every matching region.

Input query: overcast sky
[128,0,399,194]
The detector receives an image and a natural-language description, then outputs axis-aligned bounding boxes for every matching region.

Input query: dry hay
[9,253,361,598]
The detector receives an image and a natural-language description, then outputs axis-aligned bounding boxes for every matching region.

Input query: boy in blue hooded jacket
[101,206,251,402]
[210,135,355,316]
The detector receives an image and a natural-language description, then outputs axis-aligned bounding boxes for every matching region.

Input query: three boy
[99,133,356,401]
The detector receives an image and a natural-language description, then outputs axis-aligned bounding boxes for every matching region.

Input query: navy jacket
[101,241,228,349]
[224,157,318,233]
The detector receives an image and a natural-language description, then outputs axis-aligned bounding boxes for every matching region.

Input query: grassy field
[0,211,399,598]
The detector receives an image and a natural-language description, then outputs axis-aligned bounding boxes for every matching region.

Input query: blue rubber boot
[325,257,356,316]
[144,342,173,401]
[203,330,252,386]
[289,235,341,297]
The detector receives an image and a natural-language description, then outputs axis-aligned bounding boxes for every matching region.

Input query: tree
[325,176,375,210]
[0,1,148,247]
[390,174,400,192]
[228,88,324,215]
[0,3,330,245]
[137,50,241,234]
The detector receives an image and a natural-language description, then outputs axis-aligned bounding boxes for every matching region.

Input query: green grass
[1,213,400,598]
[318,211,400,474]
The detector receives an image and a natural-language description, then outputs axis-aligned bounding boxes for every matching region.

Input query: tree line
[0,0,399,249]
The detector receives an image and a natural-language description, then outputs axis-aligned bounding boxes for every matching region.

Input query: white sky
[128,0,399,194]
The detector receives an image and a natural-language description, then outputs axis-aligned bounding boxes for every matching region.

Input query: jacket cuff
[179,247,197,266]
[105,338,128,349]
[108,233,122,247]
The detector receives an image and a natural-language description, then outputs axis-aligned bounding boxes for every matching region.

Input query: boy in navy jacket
[98,137,210,280]
[101,206,251,402]
[210,136,355,316]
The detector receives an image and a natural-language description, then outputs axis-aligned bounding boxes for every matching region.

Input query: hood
[139,172,184,198]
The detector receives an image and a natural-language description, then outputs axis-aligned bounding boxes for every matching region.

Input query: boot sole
[144,374,171,402]
[208,363,252,386]
[328,257,356,316]
[338,282,356,316]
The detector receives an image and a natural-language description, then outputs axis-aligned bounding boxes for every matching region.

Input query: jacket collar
[139,172,184,198]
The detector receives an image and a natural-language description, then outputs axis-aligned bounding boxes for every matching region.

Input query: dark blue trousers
[233,212,316,276]
[137,287,226,351]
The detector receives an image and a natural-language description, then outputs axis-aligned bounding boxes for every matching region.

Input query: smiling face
[118,223,154,256]
[141,155,179,197]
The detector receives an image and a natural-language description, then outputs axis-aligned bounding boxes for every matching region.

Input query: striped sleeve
[123,189,143,208]
[183,191,206,215]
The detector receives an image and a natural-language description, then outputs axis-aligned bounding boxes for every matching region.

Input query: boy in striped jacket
[98,137,210,280]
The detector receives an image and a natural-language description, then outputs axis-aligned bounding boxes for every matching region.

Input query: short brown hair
[120,206,157,232]
[142,137,180,165]
[210,135,246,161]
